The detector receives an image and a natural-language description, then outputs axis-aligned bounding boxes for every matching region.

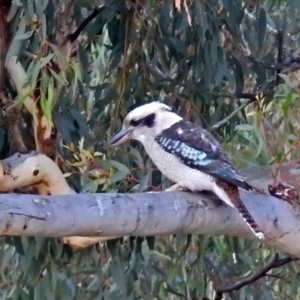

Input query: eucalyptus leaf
[15,31,34,40]
[257,8,267,55]
[0,1,299,299]
[109,160,131,175]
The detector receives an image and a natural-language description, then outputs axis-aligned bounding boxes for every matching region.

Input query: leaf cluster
[1,0,300,299]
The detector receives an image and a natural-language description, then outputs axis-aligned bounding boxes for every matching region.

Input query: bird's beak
[106,128,133,147]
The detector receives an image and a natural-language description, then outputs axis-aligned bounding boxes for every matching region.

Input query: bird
[107,101,265,239]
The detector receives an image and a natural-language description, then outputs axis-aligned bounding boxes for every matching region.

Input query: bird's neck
[137,134,155,150]
[155,114,183,133]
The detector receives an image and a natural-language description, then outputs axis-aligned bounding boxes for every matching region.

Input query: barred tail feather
[215,179,265,240]
[235,200,265,239]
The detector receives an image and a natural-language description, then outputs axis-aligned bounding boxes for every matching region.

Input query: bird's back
[153,120,252,191]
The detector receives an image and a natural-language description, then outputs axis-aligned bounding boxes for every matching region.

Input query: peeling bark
[0,151,117,249]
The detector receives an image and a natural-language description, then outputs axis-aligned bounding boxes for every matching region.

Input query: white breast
[141,137,215,192]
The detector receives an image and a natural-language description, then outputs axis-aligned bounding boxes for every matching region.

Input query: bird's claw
[165,183,189,192]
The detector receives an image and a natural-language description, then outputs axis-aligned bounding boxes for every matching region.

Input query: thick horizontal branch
[0,190,300,257]
[0,151,119,249]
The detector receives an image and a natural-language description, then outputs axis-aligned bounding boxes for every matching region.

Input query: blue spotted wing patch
[155,120,252,190]
[156,137,212,166]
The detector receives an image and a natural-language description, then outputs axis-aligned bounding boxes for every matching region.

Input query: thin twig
[212,72,287,130]
[148,63,257,101]
[150,25,300,131]
[148,62,285,131]
[62,4,110,45]
[211,98,254,130]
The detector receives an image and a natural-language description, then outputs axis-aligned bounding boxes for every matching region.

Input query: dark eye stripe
[129,113,156,128]
[143,113,155,127]
[130,119,143,126]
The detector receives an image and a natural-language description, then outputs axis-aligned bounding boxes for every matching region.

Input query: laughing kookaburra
[107,102,264,239]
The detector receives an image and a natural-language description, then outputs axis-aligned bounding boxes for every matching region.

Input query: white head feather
[107,101,183,147]
[123,102,182,142]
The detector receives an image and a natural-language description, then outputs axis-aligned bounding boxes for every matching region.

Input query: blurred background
[0,0,300,299]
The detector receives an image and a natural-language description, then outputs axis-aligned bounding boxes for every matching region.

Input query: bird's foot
[165,184,190,192]
[165,183,183,192]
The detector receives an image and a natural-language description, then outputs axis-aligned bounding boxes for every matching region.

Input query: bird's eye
[130,119,142,127]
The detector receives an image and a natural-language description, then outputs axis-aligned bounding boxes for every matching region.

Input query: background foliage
[1,0,300,299]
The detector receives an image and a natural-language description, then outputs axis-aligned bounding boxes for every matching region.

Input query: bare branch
[214,254,298,299]
[0,151,119,249]
[62,4,110,45]
[1,152,300,254]
[0,187,299,257]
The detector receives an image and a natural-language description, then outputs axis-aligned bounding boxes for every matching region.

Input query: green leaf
[31,61,42,86]
[222,0,240,34]
[282,91,294,115]
[7,2,20,22]
[35,238,46,258]
[58,279,73,299]
[149,250,172,262]
[40,80,54,126]
[68,108,89,136]
[136,172,151,192]
[194,2,209,41]
[15,31,34,40]
[235,124,254,131]
[5,16,27,64]
[6,85,35,110]
[49,68,68,85]
[257,8,267,55]
[81,180,99,193]
[109,160,131,175]
[41,14,47,40]
[110,261,128,296]
[129,147,144,170]
[40,53,55,68]
[12,237,25,255]
[110,170,128,183]
[35,0,49,16]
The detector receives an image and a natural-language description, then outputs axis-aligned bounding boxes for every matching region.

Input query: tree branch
[1,152,300,255]
[0,151,119,249]
[0,186,300,257]
[62,4,110,45]
[151,23,300,131]
[214,254,298,300]
[211,72,287,130]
